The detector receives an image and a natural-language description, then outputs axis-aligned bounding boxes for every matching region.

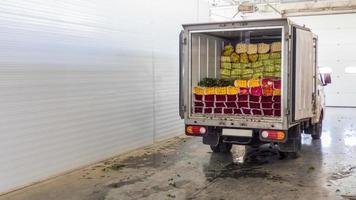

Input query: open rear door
[292,26,314,121]
[179,31,184,119]
[179,31,187,119]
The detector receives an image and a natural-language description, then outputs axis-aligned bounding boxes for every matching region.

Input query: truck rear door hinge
[182,38,187,45]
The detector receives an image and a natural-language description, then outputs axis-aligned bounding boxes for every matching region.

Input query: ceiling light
[318,67,332,74]
[345,67,356,74]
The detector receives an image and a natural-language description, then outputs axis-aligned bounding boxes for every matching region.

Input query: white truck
[179,18,330,158]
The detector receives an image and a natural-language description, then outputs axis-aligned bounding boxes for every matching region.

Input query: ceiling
[210,0,356,19]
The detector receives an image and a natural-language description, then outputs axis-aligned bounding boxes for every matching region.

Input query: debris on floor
[2,108,356,200]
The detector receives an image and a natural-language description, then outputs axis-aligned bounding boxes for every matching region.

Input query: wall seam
[152,48,157,143]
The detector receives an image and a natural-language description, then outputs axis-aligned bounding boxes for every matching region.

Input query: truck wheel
[210,142,232,153]
[311,122,322,140]
[309,114,323,140]
[279,151,299,159]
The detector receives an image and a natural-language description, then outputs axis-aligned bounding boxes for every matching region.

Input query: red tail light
[261,130,285,141]
[186,125,207,136]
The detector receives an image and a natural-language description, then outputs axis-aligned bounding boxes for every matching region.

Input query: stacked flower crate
[193,78,281,117]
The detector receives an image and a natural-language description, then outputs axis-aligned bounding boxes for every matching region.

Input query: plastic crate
[225,102,237,108]
[194,94,203,101]
[214,108,223,114]
[216,95,226,102]
[262,102,273,109]
[215,102,226,108]
[242,108,251,115]
[252,109,262,115]
[261,96,273,103]
[238,102,249,108]
[227,95,237,102]
[274,103,281,109]
[263,109,274,116]
[223,108,233,114]
[238,94,249,101]
[234,108,242,114]
[194,107,203,113]
[273,96,281,102]
[204,102,214,108]
[204,95,215,102]
[249,102,261,109]
[204,108,213,114]
[274,109,281,116]
[194,101,204,107]
[249,95,261,102]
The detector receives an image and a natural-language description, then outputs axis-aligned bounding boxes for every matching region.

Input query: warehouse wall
[0,0,209,194]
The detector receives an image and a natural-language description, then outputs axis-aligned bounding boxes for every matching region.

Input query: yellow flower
[248,79,261,87]
[234,80,247,88]
[204,87,216,95]
[215,87,227,95]
[273,89,281,96]
[193,87,204,95]
[227,86,239,95]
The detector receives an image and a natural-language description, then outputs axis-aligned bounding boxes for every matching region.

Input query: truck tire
[279,151,298,159]
[311,121,322,140]
[308,113,323,140]
[210,142,232,153]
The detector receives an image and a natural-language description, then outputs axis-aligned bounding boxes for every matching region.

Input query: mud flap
[278,125,301,153]
[203,132,220,146]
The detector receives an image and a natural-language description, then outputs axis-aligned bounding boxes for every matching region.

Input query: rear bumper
[185,117,287,130]
[202,127,263,146]
[185,125,287,146]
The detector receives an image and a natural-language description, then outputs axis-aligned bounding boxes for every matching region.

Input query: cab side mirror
[321,73,331,86]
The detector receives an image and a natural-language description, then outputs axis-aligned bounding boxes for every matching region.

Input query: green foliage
[198,78,233,87]
[217,79,233,87]
[198,78,217,87]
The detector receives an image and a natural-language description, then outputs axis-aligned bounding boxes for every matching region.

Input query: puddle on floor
[328,165,356,198]
[243,145,280,165]
[204,144,285,183]
[331,165,356,180]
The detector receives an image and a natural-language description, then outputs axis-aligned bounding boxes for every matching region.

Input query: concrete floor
[1,107,356,200]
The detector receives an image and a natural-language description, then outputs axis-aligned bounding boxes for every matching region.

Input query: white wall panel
[0,0,209,193]
[151,0,209,141]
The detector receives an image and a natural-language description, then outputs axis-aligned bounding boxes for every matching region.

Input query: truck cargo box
[179,19,315,131]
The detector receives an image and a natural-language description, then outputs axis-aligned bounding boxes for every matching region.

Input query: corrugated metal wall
[0,0,209,193]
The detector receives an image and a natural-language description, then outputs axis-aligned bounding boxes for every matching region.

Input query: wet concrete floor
[1,107,356,200]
